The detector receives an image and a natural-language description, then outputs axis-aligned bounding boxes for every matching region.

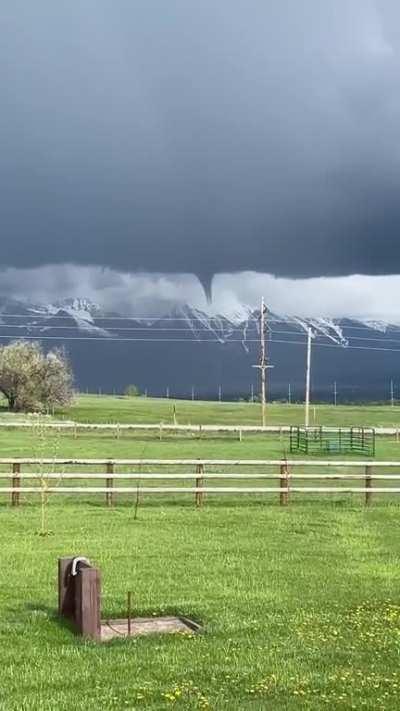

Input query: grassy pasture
[2,502,400,710]
[0,418,400,461]
[1,397,400,709]
[0,393,396,428]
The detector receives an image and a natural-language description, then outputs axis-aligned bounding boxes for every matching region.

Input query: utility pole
[260,297,266,424]
[390,379,394,407]
[333,381,337,407]
[305,327,312,428]
[250,383,254,403]
[166,386,170,399]
[218,384,222,403]
[252,296,273,427]
[288,383,291,405]
[191,385,195,401]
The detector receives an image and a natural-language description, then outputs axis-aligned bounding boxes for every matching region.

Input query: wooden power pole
[305,327,312,428]
[253,297,273,427]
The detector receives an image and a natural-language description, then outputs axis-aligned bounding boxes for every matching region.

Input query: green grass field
[62,395,400,427]
[3,503,400,710]
[2,397,400,710]
[0,420,399,461]
[1,393,399,428]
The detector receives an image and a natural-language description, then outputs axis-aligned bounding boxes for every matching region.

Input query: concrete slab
[100,616,200,641]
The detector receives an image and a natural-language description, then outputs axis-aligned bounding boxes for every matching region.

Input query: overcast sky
[1,1,400,315]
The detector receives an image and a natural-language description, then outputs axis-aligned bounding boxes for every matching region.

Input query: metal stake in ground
[127,591,132,636]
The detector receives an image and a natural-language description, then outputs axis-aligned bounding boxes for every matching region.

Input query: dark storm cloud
[1,0,400,291]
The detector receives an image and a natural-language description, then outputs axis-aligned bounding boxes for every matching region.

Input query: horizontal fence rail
[0,421,399,438]
[2,459,400,508]
[2,458,400,465]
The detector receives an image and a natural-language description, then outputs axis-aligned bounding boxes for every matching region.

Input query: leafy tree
[124,384,140,397]
[0,341,73,412]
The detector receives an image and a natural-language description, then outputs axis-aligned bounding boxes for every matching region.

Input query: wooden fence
[2,458,400,507]
[1,421,399,439]
[0,422,275,442]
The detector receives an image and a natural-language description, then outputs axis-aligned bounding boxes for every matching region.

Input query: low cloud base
[0,264,399,322]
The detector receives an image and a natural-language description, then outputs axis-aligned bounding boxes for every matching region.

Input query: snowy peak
[0,296,398,349]
[170,304,256,348]
[47,298,111,336]
[0,297,398,402]
[49,297,101,321]
[284,316,348,345]
[0,297,110,337]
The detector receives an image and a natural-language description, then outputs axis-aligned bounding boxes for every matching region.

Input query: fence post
[75,565,101,640]
[11,462,21,507]
[365,465,372,506]
[279,464,289,506]
[58,556,75,618]
[106,462,114,507]
[195,462,204,508]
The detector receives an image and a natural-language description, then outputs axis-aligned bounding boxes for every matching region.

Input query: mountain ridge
[0,297,398,401]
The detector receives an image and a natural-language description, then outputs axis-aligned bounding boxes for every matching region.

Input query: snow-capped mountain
[0,297,399,401]
[0,297,110,337]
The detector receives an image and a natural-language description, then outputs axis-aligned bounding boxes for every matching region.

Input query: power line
[1,312,400,330]
[0,331,305,346]
[271,338,400,354]
[273,329,400,345]
[338,334,400,344]
[0,334,271,343]
[310,341,400,353]
[0,313,264,322]
[3,321,400,344]
[2,331,400,354]
[340,323,400,332]
[0,334,305,346]
[0,324,260,332]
